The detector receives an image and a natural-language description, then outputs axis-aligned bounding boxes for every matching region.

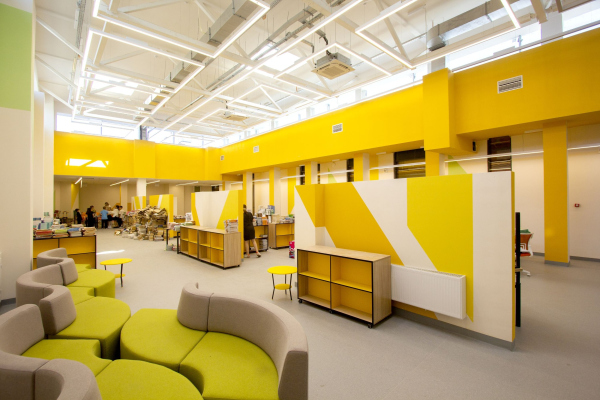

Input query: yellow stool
[100,258,132,287]
[268,266,297,300]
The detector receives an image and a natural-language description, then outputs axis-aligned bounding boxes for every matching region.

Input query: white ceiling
[35,0,548,143]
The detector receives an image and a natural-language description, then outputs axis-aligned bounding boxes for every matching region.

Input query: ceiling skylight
[264,53,300,71]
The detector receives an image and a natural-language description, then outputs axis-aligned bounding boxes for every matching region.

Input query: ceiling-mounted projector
[312,52,354,80]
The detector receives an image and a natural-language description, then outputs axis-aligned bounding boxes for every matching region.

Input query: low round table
[100,258,132,287]
[268,266,297,301]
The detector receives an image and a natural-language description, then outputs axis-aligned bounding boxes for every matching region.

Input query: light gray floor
[5,230,600,399]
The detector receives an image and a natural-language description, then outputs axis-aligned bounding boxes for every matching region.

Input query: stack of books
[53,229,69,238]
[82,227,96,236]
[35,229,53,239]
[68,228,82,237]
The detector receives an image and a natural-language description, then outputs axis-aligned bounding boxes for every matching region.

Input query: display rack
[297,245,391,328]
[179,226,241,269]
[268,222,295,249]
[252,224,269,252]
[32,236,97,269]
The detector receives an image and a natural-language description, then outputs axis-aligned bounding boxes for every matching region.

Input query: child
[101,207,109,229]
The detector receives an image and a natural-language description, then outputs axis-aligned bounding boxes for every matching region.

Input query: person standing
[86,207,95,227]
[112,206,122,227]
[75,209,82,225]
[243,204,261,258]
[101,207,109,229]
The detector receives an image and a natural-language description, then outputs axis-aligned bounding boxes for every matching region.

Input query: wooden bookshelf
[33,236,97,269]
[297,245,391,328]
[268,222,295,249]
[252,224,269,252]
[179,226,241,269]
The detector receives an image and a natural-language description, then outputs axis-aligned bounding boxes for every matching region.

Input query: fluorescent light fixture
[355,31,413,68]
[280,175,305,180]
[318,169,354,176]
[369,162,424,170]
[74,177,82,185]
[567,144,600,151]
[357,0,419,32]
[110,179,129,186]
[376,152,386,155]
[272,75,332,98]
[336,44,392,76]
[500,0,521,29]
[90,28,205,67]
[93,0,269,59]
[176,181,199,186]
[445,150,543,163]
[76,32,94,102]
[84,71,172,92]
[146,180,160,185]
[252,178,270,182]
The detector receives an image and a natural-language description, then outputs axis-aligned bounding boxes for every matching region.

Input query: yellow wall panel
[155,144,204,180]
[133,140,156,178]
[407,175,474,320]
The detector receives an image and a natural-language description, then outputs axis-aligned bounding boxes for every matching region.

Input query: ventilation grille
[332,123,343,133]
[253,146,259,153]
[220,155,224,161]
[497,76,523,93]
[313,59,355,80]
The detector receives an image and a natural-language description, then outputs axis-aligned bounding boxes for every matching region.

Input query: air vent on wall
[497,76,523,93]
[253,146,259,153]
[220,155,224,161]
[332,123,343,133]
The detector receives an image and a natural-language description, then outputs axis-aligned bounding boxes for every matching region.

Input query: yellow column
[425,151,441,176]
[369,154,379,181]
[288,167,296,214]
[269,168,275,204]
[543,122,569,266]
[353,153,369,181]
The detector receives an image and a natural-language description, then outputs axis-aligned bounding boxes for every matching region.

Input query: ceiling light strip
[275,43,336,78]
[357,0,420,33]
[110,179,129,186]
[337,44,392,76]
[369,162,425,170]
[79,76,164,96]
[176,181,199,186]
[355,31,413,68]
[318,169,354,176]
[146,180,160,185]
[500,0,521,29]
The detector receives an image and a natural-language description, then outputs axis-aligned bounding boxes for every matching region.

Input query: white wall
[253,171,269,212]
[376,153,395,180]
[568,125,600,259]
[169,184,184,216]
[79,184,121,211]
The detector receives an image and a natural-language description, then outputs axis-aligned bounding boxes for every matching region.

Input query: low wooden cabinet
[252,224,269,252]
[33,236,97,269]
[297,246,391,328]
[268,222,295,249]
[179,226,241,269]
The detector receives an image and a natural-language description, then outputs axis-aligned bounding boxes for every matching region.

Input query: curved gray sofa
[0,305,101,400]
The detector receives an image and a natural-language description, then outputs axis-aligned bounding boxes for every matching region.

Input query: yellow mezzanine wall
[295,173,515,343]
[54,29,600,181]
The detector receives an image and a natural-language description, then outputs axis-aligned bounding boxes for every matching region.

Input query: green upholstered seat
[67,269,116,298]
[49,297,130,360]
[180,332,279,400]
[75,263,92,273]
[96,359,203,400]
[120,309,205,371]
[22,339,111,376]
[67,286,95,305]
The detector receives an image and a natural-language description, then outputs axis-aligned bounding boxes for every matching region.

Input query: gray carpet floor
[4,229,600,399]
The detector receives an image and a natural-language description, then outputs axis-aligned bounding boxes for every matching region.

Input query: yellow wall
[54,29,600,180]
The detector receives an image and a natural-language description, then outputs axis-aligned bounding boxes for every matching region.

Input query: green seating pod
[75,263,92,273]
[40,287,130,360]
[180,332,279,400]
[22,339,111,376]
[120,309,205,371]
[67,287,95,305]
[67,269,116,298]
[96,359,203,400]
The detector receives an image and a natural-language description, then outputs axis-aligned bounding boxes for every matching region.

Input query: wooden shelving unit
[297,245,391,328]
[268,222,295,249]
[32,236,97,269]
[252,224,269,252]
[179,226,241,269]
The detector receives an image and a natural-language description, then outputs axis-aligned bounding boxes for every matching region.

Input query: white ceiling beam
[374,0,409,59]
[100,49,146,65]
[118,0,186,13]
[379,0,422,37]
[530,0,548,23]
[39,83,75,110]
[234,98,282,114]
[36,17,83,57]
[259,86,282,111]
[35,56,77,88]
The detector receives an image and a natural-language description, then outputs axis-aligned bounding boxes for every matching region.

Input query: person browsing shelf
[243,204,261,258]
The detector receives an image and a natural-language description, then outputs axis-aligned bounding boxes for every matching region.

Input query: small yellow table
[100,258,132,287]
[268,266,297,300]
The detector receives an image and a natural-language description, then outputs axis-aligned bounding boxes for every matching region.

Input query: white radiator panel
[392,265,466,319]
